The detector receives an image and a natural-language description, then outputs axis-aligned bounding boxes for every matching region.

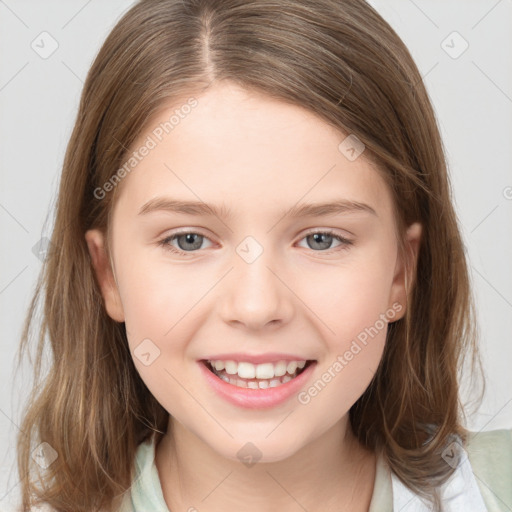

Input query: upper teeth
[209,360,307,379]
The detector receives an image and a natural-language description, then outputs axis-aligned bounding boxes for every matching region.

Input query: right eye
[158,231,214,255]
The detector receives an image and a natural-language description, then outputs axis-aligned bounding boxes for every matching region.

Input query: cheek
[292,245,394,408]
[117,257,206,344]
[116,259,211,417]
[118,238,397,357]
[297,330,386,436]
[295,243,397,344]
[296,257,393,421]
[113,242,395,441]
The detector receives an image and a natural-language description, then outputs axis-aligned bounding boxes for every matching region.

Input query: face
[86,82,421,463]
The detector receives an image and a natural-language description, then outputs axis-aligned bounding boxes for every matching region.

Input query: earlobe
[388,222,422,321]
[85,229,125,322]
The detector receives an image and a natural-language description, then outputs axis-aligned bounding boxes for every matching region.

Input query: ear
[85,229,125,322]
[388,222,422,321]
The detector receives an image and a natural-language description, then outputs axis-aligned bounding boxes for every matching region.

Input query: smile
[203,359,315,389]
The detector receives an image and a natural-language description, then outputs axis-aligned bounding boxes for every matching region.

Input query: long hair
[15,1,483,510]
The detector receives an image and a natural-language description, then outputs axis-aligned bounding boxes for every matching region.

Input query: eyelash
[157,228,353,257]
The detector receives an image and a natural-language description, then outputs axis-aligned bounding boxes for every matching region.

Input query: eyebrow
[138,197,377,219]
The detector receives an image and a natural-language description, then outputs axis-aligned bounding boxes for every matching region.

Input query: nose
[218,241,295,331]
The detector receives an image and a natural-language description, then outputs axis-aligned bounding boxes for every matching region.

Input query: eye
[158,231,213,255]
[158,228,353,257]
[297,229,353,253]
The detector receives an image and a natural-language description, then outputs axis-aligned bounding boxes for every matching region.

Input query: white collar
[391,441,488,511]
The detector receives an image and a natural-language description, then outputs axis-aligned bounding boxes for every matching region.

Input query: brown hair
[15,0,483,510]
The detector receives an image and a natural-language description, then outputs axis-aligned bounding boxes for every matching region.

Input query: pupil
[311,233,331,249]
[179,233,202,251]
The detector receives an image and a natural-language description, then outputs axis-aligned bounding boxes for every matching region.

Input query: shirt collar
[123,436,395,512]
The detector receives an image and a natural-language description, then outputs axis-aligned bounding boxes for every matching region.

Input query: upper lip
[200,353,315,365]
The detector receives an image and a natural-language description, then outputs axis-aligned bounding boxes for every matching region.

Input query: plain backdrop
[1,0,511,509]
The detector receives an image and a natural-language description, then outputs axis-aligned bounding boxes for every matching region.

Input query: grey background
[1,0,511,509]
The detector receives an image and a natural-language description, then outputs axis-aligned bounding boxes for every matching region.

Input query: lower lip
[198,360,316,409]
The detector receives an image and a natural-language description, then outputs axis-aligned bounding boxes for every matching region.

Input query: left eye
[297,231,352,252]
[158,230,352,255]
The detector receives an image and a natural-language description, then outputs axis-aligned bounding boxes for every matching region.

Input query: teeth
[214,360,225,371]
[256,363,274,379]
[206,358,313,390]
[224,360,238,375]
[237,362,256,379]
[209,359,309,380]
[287,361,297,374]
[274,361,287,377]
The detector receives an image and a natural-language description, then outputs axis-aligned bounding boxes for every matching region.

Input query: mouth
[200,359,316,389]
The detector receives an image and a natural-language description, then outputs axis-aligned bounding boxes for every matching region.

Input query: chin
[211,432,308,465]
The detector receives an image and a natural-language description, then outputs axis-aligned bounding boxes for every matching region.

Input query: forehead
[112,82,394,223]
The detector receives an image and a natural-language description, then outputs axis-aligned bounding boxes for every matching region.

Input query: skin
[86,81,421,512]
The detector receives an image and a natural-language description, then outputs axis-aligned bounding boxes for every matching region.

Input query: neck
[155,415,376,512]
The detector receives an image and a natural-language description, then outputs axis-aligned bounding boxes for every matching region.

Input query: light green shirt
[118,429,512,511]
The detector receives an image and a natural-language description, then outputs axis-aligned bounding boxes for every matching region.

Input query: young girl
[16,0,511,511]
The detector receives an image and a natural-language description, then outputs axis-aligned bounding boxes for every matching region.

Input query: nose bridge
[220,234,293,328]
